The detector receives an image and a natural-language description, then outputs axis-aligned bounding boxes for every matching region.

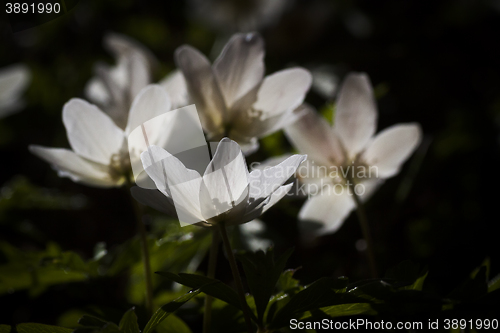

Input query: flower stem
[348,180,378,278]
[126,180,154,317]
[218,223,254,333]
[203,229,219,333]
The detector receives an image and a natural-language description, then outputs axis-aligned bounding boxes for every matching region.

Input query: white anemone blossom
[29,85,175,187]
[85,33,187,129]
[0,64,30,118]
[285,73,422,235]
[175,32,312,154]
[132,138,306,227]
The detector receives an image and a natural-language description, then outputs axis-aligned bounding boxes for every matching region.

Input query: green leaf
[16,323,73,333]
[488,273,500,293]
[277,269,302,294]
[143,288,202,333]
[155,314,192,333]
[315,303,375,318]
[156,272,241,310]
[403,272,428,291]
[270,277,351,329]
[471,258,490,280]
[78,315,109,328]
[235,248,293,324]
[118,308,140,333]
[0,325,10,333]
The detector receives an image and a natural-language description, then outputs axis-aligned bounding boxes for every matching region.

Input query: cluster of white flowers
[29,31,422,233]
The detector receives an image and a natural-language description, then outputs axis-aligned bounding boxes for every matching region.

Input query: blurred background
[1,0,500,328]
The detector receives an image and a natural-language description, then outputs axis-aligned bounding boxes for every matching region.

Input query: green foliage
[143,289,201,333]
[156,272,242,311]
[16,323,73,333]
[235,248,293,325]
[118,308,140,333]
[0,241,98,296]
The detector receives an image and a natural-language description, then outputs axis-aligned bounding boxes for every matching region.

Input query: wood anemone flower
[132,138,307,227]
[29,85,175,187]
[285,72,422,235]
[175,32,312,154]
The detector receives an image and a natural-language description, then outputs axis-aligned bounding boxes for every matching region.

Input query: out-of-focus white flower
[30,85,174,188]
[310,65,339,100]
[0,64,30,118]
[132,138,306,227]
[285,73,422,235]
[188,0,291,32]
[85,33,188,129]
[175,32,312,154]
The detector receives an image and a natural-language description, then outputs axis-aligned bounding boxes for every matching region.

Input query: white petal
[103,32,158,69]
[248,154,306,201]
[0,64,30,116]
[158,70,188,109]
[128,51,151,100]
[241,183,293,223]
[125,85,172,135]
[29,146,120,187]
[130,186,177,217]
[63,99,125,165]
[299,189,355,235]
[252,67,312,118]
[203,138,249,208]
[0,64,30,102]
[213,32,265,109]
[334,73,377,157]
[361,123,422,178]
[285,105,344,166]
[141,145,204,224]
[175,45,226,135]
[84,77,111,106]
[262,183,293,213]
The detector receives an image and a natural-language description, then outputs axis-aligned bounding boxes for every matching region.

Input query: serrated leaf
[156,272,241,310]
[143,288,203,333]
[236,248,293,324]
[16,323,73,333]
[118,308,140,333]
[278,269,302,294]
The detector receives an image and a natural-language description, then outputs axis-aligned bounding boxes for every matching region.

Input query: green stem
[218,223,254,333]
[203,229,220,333]
[126,179,154,317]
[348,179,378,278]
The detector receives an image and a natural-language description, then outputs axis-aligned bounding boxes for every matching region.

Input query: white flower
[285,73,422,235]
[85,33,188,129]
[187,0,290,32]
[29,85,174,187]
[175,32,312,154]
[132,138,306,227]
[0,64,30,118]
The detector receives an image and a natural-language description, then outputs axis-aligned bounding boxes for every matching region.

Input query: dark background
[1,0,499,327]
